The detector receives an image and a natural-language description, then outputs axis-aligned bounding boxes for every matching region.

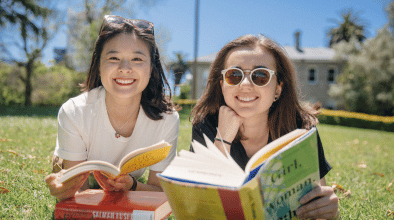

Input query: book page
[160,157,246,187]
[119,142,171,177]
[178,149,240,168]
[191,140,226,161]
[203,133,230,159]
[58,161,119,184]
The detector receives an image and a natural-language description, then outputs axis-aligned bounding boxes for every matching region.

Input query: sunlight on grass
[0,114,393,219]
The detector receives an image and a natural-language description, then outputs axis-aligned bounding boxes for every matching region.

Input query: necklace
[107,109,134,138]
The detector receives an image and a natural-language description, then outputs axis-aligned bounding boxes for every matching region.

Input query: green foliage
[0,63,25,105]
[386,1,394,35]
[32,63,85,106]
[330,27,394,116]
[0,0,52,32]
[1,0,63,106]
[326,8,368,47]
[169,51,190,94]
[318,114,394,132]
[0,111,393,219]
[0,61,85,106]
[179,83,191,100]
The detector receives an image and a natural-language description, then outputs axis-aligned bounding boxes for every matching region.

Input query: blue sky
[42,0,391,65]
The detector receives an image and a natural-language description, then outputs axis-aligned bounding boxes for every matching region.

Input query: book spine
[217,188,245,220]
[54,207,154,220]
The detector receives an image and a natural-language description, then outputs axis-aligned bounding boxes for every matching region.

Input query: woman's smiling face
[221,46,282,119]
[99,33,151,101]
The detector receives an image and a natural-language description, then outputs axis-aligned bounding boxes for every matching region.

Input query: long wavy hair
[191,34,318,141]
[81,16,174,120]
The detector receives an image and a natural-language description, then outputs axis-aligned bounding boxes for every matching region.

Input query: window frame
[307,66,318,85]
[327,66,337,84]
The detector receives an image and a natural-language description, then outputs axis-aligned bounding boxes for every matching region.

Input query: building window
[308,68,317,84]
[327,68,335,83]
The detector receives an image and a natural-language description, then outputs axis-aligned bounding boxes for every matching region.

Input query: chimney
[294,30,302,52]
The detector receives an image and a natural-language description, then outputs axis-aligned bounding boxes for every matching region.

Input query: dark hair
[191,34,318,141]
[81,16,174,120]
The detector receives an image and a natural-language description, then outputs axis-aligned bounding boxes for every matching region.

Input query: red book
[54,189,172,220]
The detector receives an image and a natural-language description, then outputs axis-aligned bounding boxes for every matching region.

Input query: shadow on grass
[0,105,60,117]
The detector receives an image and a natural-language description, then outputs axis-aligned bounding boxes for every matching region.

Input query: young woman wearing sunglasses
[190,34,339,219]
[45,15,179,201]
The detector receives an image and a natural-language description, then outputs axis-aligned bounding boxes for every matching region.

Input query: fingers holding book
[45,169,89,201]
[92,171,135,192]
[296,184,339,219]
[92,171,114,191]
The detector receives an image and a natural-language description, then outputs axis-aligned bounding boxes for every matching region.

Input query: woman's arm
[215,106,243,154]
[296,177,340,219]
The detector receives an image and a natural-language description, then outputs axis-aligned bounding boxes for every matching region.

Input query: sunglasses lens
[225,69,243,85]
[132,20,152,30]
[252,69,270,86]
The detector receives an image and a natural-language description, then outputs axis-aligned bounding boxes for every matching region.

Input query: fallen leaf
[33,170,45,174]
[387,209,394,217]
[6,150,19,156]
[387,180,394,194]
[27,155,36,159]
[0,187,9,194]
[371,172,384,177]
[332,184,346,193]
[0,138,11,142]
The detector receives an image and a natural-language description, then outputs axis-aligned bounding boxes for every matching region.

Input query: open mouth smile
[114,78,135,85]
[236,96,258,102]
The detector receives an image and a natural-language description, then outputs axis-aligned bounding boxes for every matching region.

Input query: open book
[59,141,171,184]
[158,128,320,220]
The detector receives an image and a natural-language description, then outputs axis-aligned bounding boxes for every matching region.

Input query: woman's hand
[45,170,90,201]
[296,184,339,219]
[93,171,134,192]
[217,105,243,143]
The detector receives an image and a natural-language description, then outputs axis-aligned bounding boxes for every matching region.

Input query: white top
[54,86,179,179]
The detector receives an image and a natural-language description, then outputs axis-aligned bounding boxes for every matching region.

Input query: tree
[66,0,168,72]
[386,1,394,35]
[0,0,62,106]
[330,4,394,116]
[169,52,190,95]
[326,8,368,48]
[0,0,50,31]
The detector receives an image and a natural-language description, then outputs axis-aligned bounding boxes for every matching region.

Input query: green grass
[0,110,393,219]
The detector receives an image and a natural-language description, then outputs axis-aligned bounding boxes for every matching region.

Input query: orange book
[54,189,172,220]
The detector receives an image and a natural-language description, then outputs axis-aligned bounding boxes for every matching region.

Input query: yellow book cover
[59,141,171,183]
[158,176,263,220]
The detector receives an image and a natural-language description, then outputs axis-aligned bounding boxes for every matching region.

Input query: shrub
[32,64,85,106]
[318,109,394,132]
[0,62,25,105]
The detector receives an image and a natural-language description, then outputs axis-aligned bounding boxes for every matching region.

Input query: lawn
[0,108,393,219]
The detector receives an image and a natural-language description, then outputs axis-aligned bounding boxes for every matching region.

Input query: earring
[274,96,279,101]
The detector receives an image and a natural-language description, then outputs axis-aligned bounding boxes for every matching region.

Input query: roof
[189,46,341,63]
[283,46,337,61]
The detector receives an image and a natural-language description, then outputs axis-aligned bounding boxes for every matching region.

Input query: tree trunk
[24,60,34,106]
